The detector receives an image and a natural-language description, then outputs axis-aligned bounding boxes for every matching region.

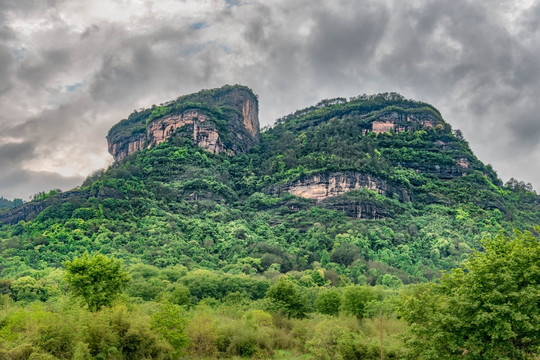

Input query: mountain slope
[0,85,538,285]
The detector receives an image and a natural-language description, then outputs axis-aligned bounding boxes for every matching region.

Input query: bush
[152,302,188,356]
[341,285,375,319]
[187,310,217,357]
[169,285,191,306]
[35,322,74,359]
[315,289,341,316]
[265,278,309,319]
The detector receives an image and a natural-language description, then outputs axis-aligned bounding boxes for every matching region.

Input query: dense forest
[0,85,539,359]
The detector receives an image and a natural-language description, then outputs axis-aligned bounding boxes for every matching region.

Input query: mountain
[0,85,538,284]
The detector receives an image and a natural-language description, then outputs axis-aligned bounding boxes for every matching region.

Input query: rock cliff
[368,112,440,134]
[107,85,260,162]
[269,172,410,203]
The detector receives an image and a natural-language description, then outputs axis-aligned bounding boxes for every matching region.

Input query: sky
[0,0,539,200]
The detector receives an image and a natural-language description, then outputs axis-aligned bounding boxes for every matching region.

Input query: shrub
[187,311,217,357]
[315,289,341,316]
[341,285,375,319]
[152,302,189,356]
[265,278,309,319]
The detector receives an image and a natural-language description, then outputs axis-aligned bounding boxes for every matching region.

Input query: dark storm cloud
[0,0,539,200]
[0,142,35,166]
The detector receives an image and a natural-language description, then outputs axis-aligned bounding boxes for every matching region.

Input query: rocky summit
[107,85,260,161]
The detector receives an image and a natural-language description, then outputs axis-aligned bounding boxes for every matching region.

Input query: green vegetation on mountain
[0,85,538,358]
[0,197,23,210]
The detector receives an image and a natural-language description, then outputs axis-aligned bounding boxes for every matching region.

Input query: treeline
[0,197,23,210]
[0,258,405,359]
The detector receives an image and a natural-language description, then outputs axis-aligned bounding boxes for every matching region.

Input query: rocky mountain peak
[106,85,260,162]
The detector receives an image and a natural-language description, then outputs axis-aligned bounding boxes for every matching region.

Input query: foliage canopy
[63,252,130,311]
[400,228,540,359]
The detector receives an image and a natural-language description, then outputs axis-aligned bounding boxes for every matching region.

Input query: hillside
[0,85,539,285]
[0,197,23,210]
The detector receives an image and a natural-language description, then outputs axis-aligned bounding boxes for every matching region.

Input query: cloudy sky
[0,0,539,200]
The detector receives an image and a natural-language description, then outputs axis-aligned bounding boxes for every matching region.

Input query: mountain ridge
[0,85,538,284]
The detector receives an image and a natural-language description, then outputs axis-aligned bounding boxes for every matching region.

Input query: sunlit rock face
[270,172,410,202]
[268,172,411,219]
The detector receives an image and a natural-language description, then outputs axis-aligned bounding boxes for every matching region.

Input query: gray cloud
[0,0,539,200]
[0,142,82,200]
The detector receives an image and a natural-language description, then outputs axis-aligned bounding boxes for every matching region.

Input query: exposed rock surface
[146,110,224,154]
[368,112,439,134]
[322,199,393,219]
[269,172,410,203]
[107,87,260,162]
[108,134,146,163]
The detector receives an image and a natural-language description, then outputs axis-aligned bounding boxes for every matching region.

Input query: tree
[315,289,341,316]
[341,285,375,319]
[330,243,361,266]
[152,302,189,356]
[265,277,308,319]
[400,229,540,359]
[63,252,130,311]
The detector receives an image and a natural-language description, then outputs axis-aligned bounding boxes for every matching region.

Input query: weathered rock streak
[369,112,438,134]
[272,172,410,202]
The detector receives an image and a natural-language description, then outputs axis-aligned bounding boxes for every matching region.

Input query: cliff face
[107,86,260,162]
[108,134,146,162]
[270,172,410,203]
[146,110,225,154]
[368,112,439,134]
[268,172,410,219]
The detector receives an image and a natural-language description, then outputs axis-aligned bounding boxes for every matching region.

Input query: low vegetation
[0,230,537,359]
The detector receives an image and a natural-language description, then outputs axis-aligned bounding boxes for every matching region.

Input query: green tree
[400,229,540,359]
[170,285,191,306]
[265,277,308,318]
[63,252,130,311]
[315,289,341,316]
[152,302,189,356]
[341,285,375,319]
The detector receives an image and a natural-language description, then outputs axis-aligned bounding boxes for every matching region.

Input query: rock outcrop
[107,86,260,162]
[270,172,410,203]
[108,134,146,163]
[267,173,409,219]
[322,199,394,219]
[146,110,225,154]
[367,112,440,134]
